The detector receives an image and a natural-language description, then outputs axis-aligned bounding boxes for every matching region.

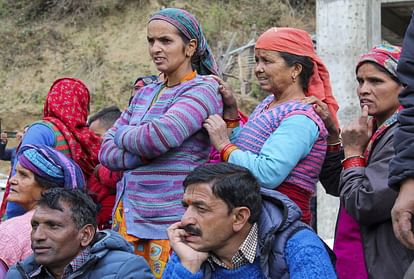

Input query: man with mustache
[6,188,154,279]
[163,163,336,279]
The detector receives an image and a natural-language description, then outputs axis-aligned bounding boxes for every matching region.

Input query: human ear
[293,63,303,78]
[232,207,251,232]
[185,39,197,57]
[79,224,96,247]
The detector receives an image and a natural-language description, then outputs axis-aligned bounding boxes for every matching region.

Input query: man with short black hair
[88,106,121,137]
[163,163,336,278]
[87,105,122,229]
[6,188,153,279]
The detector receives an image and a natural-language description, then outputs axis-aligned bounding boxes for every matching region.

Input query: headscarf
[149,8,220,76]
[356,44,402,79]
[255,27,340,128]
[18,144,85,189]
[43,78,100,177]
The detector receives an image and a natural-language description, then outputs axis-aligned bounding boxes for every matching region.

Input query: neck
[47,248,84,279]
[272,84,305,106]
[164,64,194,87]
[375,107,398,127]
[212,224,252,268]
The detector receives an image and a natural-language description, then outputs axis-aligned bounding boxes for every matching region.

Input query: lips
[33,246,51,254]
[359,99,373,106]
[153,57,166,64]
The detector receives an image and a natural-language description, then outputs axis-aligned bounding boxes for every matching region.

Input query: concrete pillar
[315,0,382,241]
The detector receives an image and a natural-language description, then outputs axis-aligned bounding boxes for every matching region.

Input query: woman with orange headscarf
[204,27,339,224]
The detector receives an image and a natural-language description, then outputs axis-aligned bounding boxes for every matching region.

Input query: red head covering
[43,78,100,177]
[256,27,339,128]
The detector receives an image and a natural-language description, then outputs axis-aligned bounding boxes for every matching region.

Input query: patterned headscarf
[149,8,220,76]
[18,144,85,189]
[255,27,340,128]
[356,44,402,79]
[43,78,100,177]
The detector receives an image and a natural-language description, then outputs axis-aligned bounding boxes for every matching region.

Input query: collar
[208,223,258,270]
[29,247,91,279]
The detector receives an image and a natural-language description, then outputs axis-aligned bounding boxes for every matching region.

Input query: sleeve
[285,229,337,279]
[99,108,146,171]
[115,255,154,279]
[114,83,222,159]
[319,150,344,196]
[162,253,204,279]
[228,115,319,188]
[389,12,414,190]
[340,132,398,225]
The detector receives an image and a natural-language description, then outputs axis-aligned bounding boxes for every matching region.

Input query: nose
[32,225,47,242]
[181,207,196,227]
[358,81,371,96]
[254,62,264,75]
[9,174,17,185]
[149,40,162,55]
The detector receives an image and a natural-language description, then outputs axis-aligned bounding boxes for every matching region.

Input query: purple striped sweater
[234,97,328,194]
[99,75,222,239]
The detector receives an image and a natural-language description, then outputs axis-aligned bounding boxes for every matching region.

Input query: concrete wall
[315,0,410,240]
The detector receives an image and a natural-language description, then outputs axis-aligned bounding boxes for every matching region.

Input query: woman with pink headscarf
[310,44,414,278]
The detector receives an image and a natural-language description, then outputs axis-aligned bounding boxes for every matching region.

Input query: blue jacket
[389,11,414,189]
[163,189,336,279]
[6,230,154,279]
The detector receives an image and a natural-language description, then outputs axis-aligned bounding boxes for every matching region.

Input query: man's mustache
[182,224,202,236]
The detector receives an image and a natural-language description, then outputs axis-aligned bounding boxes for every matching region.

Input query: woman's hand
[211,75,239,119]
[302,96,339,143]
[203,114,231,151]
[341,105,373,157]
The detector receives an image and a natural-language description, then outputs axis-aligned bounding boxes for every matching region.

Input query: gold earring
[291,74,297,83]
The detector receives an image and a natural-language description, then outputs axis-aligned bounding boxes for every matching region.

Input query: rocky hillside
[0,0,315,132]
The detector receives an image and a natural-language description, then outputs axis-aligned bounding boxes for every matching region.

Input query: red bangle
[341,156,366,169]
[220,143,239,161]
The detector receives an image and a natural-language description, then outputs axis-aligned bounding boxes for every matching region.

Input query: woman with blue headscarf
[0,144,85,268]
[99,8,222,278]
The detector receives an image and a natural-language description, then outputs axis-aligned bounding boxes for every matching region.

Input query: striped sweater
[99,75,222,239]
[233,97,328,194]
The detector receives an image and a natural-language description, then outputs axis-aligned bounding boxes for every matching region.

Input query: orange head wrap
[256,27,339,128]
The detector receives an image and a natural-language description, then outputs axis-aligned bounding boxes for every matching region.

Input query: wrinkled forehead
[32,203,73,224]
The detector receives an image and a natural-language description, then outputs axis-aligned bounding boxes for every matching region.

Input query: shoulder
[185,75,220,94]
[0,211,33,233]
[284,228,333,264]
[6,256,39,279]
[91,251,152,278]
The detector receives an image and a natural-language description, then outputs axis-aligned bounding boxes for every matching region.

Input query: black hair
[87,106,121,129]
[183,163,262,224]
[356,61,402,85]
[37,188,98,230]
[34,173,62,190]
[279,52,314,92]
